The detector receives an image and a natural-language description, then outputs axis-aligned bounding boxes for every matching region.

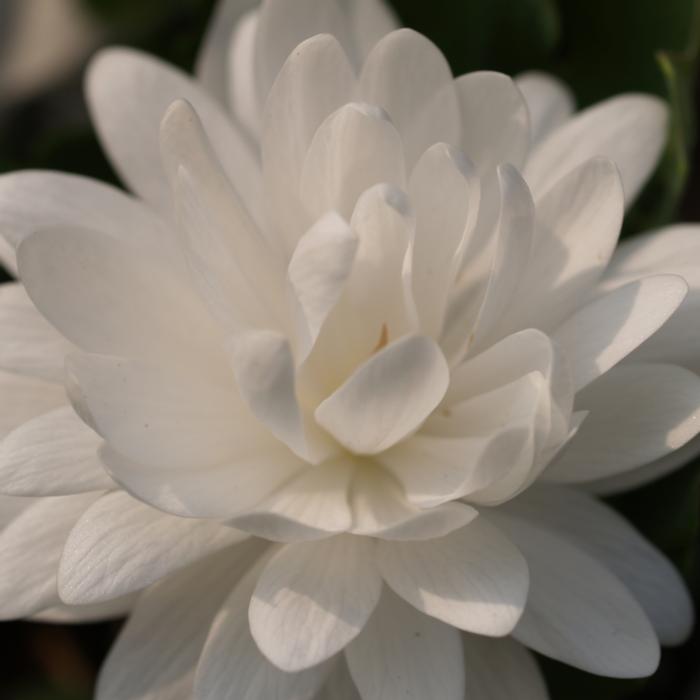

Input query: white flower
[0,0,696,697]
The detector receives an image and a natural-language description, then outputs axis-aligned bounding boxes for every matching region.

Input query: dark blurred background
[0,0,699,698]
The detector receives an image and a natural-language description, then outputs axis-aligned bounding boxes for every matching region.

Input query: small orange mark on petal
[373,323,389,354]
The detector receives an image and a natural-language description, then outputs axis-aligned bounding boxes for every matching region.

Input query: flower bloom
[0,0,697,697]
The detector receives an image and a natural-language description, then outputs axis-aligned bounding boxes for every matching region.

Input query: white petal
[607,223,700,275]
[359,29,460,166]
[227,9,261,139]
[0,369,66,439]
[251,536,381,671]
[456,71,530,171]
[98,542,265,700]
[102,444,305,520]
[227,331,304,455]
[553,274,687,391]
[525,94,668,206]
[315,335,449,454]
[59,491,247,604]
[86,47,261,219]
[314,659,361,700]
[587,433,700,496]
[345,586,465,700]
[299,184,416,403]
[378,518,528,635]
[488,511,660,678]
[300,102,406,222]
[382,374,542,508]
[409,143,479,338]
[227,329,337,463]
[161,99,286,329]
[262,34,355,253]
[516,71,575,145]
[463,635,548,700]
[289,212,358,356]
[34,595,136,624]
[195,0,259,105]
[471,165,535,350]
[546,363,700,482]
[67,353,249,470]
[500,157,624,334]
[605,225,700,375]
[0,493,99,618]
[229,461,355,541]
[350,465,477,539]
[446,328,572,418]
[505,484,693,646]
[345,0,399,63]
[0,283,72,382]
[18,227,222,367]
[255,0,352,102]
[0,170,170,274]
[0,405,111,496]
[196,556,331,700]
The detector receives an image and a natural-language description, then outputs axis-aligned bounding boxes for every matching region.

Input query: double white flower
[0,0,696,698]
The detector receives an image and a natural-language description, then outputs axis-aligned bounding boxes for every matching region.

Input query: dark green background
[0,1,699,698]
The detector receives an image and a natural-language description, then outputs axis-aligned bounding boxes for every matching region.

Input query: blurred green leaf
[392,0,561,75]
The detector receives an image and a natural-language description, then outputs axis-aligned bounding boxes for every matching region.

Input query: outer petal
[504,484,693,646]
[86,47,261,219]
[67,353,250,471]
[488,512,660,678]
[525,94,668,207]
[250,536,381,671]
[345,586,465,700]
[0,492,99,619]
[161,99,286,329]
[102,444,305,521]
[0,405,111,496]
[315,335,449,454]
[196,557,331,700]
[0,369,66,439]
[0,283,72,382]
[545,363,700,483]
[516,71,575,145]
[18,227,223,368]
[97,543,265,700]
[553,274,688,391]
[313,660,361,700]
[499,157,624,335]
[59,491,247,604]
[0,170,170,274]
[605,225,700,375]
[358,29,460,166]
[456,71,530,172]
[462,634,548,700]
[34,595,136,624]
[377,518,529,635]
[587,433,700,495]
